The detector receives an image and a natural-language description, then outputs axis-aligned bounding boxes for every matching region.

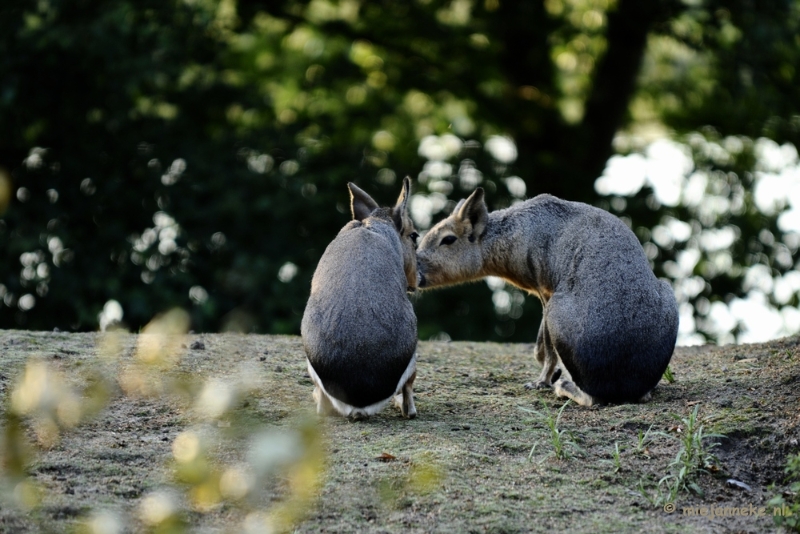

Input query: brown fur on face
[416,188,488,289]
[348,177,418,292]
[392,178,419,292]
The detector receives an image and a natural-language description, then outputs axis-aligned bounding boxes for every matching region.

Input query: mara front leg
[533,318,546,365]
[393,370,417,419]
[526,318,559,390]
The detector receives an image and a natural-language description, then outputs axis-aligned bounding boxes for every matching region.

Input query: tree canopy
[1,0,799,343]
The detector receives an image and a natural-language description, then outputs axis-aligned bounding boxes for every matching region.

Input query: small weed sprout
[662,365,675,384]
[768,453,800,531]
[521,400,582,463]
[670,405,723,486]
[636,424,655,455]
[600,442,622,473]
[608,442,622,473]
[638,405,724,506]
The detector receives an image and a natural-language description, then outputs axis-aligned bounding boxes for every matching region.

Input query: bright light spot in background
[210,232,226,249]
[98,300,123,331]
[458,160,483,190]
[755,137,799,173]
[485,135,518,164]
[18,294,35,311]
[372,130,396,152]
[414,135,501,229]
[132,212,182,264]
[247,153,274,174]
[729,292,786,344]
[80,178,96,196]
[595,139,692,206]
[418,134,463,161]
[752,139,800,232]
[683,172,708,208]
[156,214,178,253]
[492,289,511,315]
[698,226,737,252]
[664,217,692,242]
[504,176,527,198]
[410,193,448,228]
[410,195,433,228]
[422,160,452,180]
[595,154,647,197]
[24,147,46,169]
[645,140,693,206]
[376,168,396,185]
[280,160,300,176]
[189,285,208,305]
[161,158,186,185]
[485,276,505,291]
[277,262,298,283]
[428,180,453,195]
[598,134,800,346]
[774,271,800,304]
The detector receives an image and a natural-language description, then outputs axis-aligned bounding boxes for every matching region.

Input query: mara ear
[456,187,488,239]
[348,182,380,221]
[392,176,412,231]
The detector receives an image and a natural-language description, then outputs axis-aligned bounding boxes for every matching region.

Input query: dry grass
[1,330,799,533]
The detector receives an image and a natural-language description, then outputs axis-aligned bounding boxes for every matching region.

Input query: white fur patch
[306,353,417,418]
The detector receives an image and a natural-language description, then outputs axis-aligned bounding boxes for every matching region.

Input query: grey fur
[416,191,679,406]
[301,178,419,418]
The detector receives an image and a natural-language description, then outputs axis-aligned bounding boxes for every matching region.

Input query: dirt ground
[0,329,799,533]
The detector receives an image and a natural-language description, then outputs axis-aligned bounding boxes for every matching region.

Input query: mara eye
[440,235,457,246]
[409,232,419,244]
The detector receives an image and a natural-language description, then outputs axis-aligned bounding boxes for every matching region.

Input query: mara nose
[417,271,427,288]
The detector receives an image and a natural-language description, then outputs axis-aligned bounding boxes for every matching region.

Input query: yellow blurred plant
[118,308,191,398]
[1,308,327,533]
[1,355,113,511]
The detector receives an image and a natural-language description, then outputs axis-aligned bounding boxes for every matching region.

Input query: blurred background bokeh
[1,0,799,345]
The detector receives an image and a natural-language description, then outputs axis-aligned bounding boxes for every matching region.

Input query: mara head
[416,187,488,289]
[348,177,419,292]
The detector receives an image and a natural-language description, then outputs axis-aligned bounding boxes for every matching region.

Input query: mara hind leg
[553,378,596,407]
[539,293,596,406]
[308,361,338,416]
[393,370,417,419]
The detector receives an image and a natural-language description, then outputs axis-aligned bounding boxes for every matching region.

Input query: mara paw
[553,379,595,407]
[524,380,552,390]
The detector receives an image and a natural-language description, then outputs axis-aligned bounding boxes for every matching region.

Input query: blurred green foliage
[1,0,799,341]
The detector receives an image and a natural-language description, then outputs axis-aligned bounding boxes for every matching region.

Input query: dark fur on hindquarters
[416,191,678,407]
[302,178,419,418]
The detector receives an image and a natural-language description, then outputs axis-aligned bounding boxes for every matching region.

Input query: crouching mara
[415,189,679,407]
[301,177,420,419]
